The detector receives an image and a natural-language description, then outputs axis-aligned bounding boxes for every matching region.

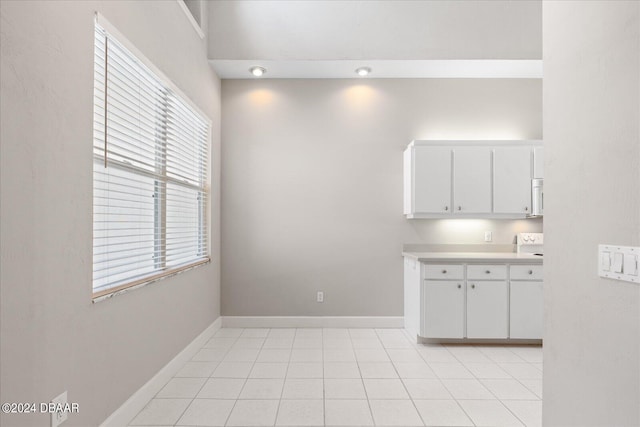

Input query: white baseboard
[222,316,404,328]
[99,317,222,427]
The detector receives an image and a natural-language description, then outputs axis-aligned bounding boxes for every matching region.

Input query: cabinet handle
[442,269,447,274]
[525,206,529,211]
[457,284,461,289]
[485,270,491,274]
[457,206,462,211]
[444,206,449,211]
[528,270,533,274]
[471,284,476,289]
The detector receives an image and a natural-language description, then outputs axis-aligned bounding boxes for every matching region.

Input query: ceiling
[205,0,542,79]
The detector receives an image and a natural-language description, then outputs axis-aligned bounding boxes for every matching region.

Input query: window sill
[92,258,211,303]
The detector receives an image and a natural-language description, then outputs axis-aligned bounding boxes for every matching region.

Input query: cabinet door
[510,281,543,339]
[413,147,452,214]
[423,281,465,338]
[453,147,492,214]
[493,147,532,214]
[466,280,508,338]
[533,147,544,179]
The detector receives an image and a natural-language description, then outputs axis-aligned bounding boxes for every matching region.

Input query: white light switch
[599,245,639,284]
[624,254,638,276]
[612,252,624,273]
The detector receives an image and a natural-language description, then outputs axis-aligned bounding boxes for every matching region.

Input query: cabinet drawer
[510,264,543,281]
[467,265,507,280]
[424,264,464,280]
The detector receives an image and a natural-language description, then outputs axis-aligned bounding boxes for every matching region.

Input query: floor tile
[226,399,279,426]
[239,378,284,399]
[323,328,351,339]
[291,348,323,362]
[387,349,424,363]
[232,338,265,349]
[286,362,323,378]
[351,338,384,349]
[192,348,228,362]
[520,379,543,398]
[156,377,206,398]
[324,362,361,378]
[249,362,288,378]
[414,399,473,426]
[503,400,542,427]
[476,346,526,363]
[257,349,291,363]
[363,379,409,399]
[441,379,494,400]
[349,329,378,339]
[282,378,324,399]
[368,399,423,426]
[358,362,398,378]
[429,362,474,379]
[293,338,323,349]
[324,348,356,362]
[324,378,366,399]
[498,363,543,380]
[509,346,543,363]
[402,379,452,400]
[323,338,353,349]
[223,348,260,362]
[268,328,296,338]
[275,400,324,426]
[262,338,294,349]
[354,348,390,362]
[464,362,512,379]
[203,337,237,349]
[458,400,524,426]
[197,378,245,399]
[241,328,270,338]
[175,399,234,426]
[174,361,218,378]
[295,329,323,339]
[129,398,191,426]
[214,328,243,338]
[393,362,436,379]
[211,362,253,378]
[380,338,414,349]
[445,345,492,363]
[325,399,373,426]
[481,379,539,400]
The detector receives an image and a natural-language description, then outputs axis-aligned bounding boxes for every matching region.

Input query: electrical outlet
[51,391,68,427]
[316,291,324,303]
[484,231,492,242]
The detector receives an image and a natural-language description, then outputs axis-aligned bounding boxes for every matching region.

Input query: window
[93,20,210,298]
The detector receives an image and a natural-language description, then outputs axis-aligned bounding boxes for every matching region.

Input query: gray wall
[543,1,640,425]
[0,1,221,426]
[221,79,542,316]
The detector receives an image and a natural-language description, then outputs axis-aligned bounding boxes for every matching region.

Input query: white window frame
[92,14,211,301]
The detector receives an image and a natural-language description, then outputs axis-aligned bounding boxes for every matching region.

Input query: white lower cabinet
[410,259,543,340]
[466,280,508,338]
[423,281,465,338]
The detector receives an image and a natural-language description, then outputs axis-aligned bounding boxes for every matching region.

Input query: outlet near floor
[316,291,324,303]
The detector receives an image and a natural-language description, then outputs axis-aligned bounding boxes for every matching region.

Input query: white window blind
[93,22,209,297]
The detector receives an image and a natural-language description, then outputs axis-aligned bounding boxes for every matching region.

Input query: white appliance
[517,233,544,255]
[528,178,544,217]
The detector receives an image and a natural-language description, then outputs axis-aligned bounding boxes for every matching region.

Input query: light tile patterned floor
[129,328,542,427]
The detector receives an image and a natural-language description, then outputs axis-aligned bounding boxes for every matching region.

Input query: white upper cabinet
[412,146,452,214]
[404,141,541,219]
[493,147,532,214]
[534,147,544,178]
[453,147,492,214]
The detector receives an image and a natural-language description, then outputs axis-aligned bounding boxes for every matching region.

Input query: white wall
[0,1,221,426]
[208,0,541,60]
[543,1,640,425]
[221,79,542,316]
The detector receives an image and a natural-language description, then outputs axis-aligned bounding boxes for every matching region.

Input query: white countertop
[402,252,543,262]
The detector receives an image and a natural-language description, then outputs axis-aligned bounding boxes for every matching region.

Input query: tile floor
[129,328,542,427]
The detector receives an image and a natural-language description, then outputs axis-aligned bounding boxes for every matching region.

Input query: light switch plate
[599,245,639,284]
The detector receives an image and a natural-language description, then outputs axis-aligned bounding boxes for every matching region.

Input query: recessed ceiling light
[249,66,266,77]
[355,67,371,77]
